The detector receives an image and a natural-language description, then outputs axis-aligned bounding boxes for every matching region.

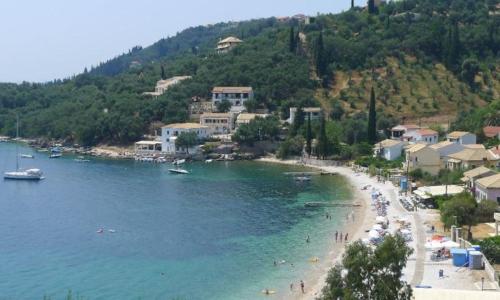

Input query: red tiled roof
[417,129,438,136]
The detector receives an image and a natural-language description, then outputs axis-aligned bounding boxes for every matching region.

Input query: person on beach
[335,231,338,242]
[290,283,294,291]
[300,280,305,293]
[339,232,343,242]
[345,233,348,242]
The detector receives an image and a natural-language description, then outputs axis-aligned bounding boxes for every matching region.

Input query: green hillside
[0,0,498,146]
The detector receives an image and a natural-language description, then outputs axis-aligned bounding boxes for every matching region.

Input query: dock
[304,202,362,208]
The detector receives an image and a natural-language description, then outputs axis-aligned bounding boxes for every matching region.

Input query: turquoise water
[0,143,352,300]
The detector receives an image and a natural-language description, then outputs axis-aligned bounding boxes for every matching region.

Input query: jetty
[304,202,362,208]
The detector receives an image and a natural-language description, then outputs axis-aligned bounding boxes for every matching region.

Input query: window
[243,93,249,98]
[497,197,500,205]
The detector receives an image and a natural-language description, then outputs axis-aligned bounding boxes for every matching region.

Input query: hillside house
[391,124,420,141]
[475,173,500,204]
[461,166,497,191]
[373,139,404,161]
[483,126,500,139]
[405,144,441,176]
[236,113,268,128]
[216,37,243,54]
[288,107,322,124]
[446,147,499,170]
[161,123,209,154]
[143,76,192,97]
[199,113,234,135]
[430,141,464,166]
[212,87,253,112]
[446,131,477,145]
[413,129,438,144]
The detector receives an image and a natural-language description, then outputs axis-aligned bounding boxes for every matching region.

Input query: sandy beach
[257,157,414,300]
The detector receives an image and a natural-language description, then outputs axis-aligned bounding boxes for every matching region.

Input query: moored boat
[4,169,44,180]
[168,168,189,174]
[20,154,35,159]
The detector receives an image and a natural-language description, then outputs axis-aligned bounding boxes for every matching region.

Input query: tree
[444,23,461,72]
[292,107,305,136]
[289,27,297,53]
[160,65,166,80]
[176,131,198,154]
[306,114,312,157]
[368,0,376,14]
[351,0,355,9]
[315,32,327,78]
[317,114,329,159]
[320,234,413,300]
[460,58,480,90]
[440,192,476,232]
[233,116,281,146]
[367,87,377,144]
[216,100,232,113]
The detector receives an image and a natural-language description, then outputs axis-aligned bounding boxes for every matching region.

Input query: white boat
[205,159,213,163]
[4,169,44,180]
[4,115,44,181]
[20,154,34,159]
[49,153,62,159]
[295,176,311,182]
[168,168,189,174]
[172,159,186,165]
[74,156,90,162]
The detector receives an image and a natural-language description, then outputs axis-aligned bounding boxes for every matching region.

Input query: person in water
[273,261,277,267]
[335,231,338,242]
[300,280,305,293]
[306,235,310,243]
[290,283,294,291]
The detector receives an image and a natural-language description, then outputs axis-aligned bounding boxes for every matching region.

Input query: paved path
[410,212,426,286]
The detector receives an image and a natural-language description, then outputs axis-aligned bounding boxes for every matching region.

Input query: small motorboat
[168,168,189,174]
[20,154,34,159]
[74,156,90,162]
[108,229,116,233]
[172,159,186,165]
[49,153,62,159]
[205,159,213,163]
[294,176,311,182]
[97,228,104,234]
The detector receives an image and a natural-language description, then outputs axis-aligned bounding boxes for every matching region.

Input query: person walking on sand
[335,231,338,242]
[300,280,305,293]
[345,233,348,242]
[290,283,294,291]
[339,232,343,242]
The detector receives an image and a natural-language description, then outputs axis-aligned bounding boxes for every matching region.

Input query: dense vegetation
[0,0,498,147]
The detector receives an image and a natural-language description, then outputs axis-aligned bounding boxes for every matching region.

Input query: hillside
[0,0,498,146]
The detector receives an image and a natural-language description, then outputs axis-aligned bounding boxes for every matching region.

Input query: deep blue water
[0,143,352,300]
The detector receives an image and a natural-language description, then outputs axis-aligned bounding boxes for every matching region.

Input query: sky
[0,0,361,83]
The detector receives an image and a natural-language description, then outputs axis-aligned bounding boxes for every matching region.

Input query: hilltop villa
[212,86,253,112]
[143,76,192,97]
[216,37,243,54]
[475,173,500,204]
[405,144,441,176]
[161,123,209,154]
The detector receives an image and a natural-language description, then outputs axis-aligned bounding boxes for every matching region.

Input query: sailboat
[4,115,44,180]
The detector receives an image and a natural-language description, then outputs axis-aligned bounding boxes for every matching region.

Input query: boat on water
[4,115,44,180]
[4,169,44,180]
[205,159,213,163]
[172,159,186,165]
[294,176,312,182]
[168,168,189,174]
[74,156,90,162]
[20,154,34,159]
[49,153,62,159]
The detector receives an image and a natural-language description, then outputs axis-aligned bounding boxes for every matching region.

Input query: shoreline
[257,157,384,299]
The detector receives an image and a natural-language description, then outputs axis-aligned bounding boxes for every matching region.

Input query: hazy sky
[0,0,360,83]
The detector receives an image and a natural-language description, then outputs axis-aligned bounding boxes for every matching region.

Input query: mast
[16,114,19,171]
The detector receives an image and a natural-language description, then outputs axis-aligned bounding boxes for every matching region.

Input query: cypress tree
[315,32,326,77]
[292,107,305,135]
[306,114,312,157]
[367,87,377,144]
[444,23,461,72]
[351,0,355,9]
[160,65,166,80]
[368,0,375,14]
[317,113,328,159]
[289,27,296,53]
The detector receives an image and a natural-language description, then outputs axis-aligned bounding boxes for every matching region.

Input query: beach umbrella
[425,241,443,250]
[372,224,383,231]
[368,230,380,239]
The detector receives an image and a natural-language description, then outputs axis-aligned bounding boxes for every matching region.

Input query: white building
[288,107,322,124]
[429,141,464,167]
[413,129,438,144]
[199,113,234,135]
[161,123,209,154]
[134,141,162,156]
[212,87,253,112]
[446,131,477,145]
[390,124,420,141]
[236,113,268,128]
[216,37,243,54]
[373,139,404,161]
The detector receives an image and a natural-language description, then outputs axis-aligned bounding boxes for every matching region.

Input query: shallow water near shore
[0,143,353,300]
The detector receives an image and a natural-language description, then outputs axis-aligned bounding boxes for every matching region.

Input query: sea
[0,143,353,300]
